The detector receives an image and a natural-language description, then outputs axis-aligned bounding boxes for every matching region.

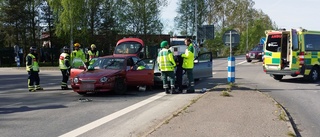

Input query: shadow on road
[0,105,66,114]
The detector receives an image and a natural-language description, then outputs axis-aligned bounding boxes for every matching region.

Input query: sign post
[223,30,240,83]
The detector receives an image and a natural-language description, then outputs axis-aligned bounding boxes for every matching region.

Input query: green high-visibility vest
[181,43,194,69]
[59,53,70,69]
[26,53,39,71]
[157,48,176,71]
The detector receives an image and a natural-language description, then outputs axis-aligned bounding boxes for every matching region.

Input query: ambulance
[263,28,320,82]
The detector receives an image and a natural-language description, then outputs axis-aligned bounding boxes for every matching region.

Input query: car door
[70,58,87,79]
[126,57,154,86]
[193,52,213,79]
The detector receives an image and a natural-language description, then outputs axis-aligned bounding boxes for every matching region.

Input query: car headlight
[100,77,108,83]
[73,77,79,84]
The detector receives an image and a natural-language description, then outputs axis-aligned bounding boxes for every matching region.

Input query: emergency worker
[157,41,177,94]
[70,43,86,68]
[26,46,43,92]
[87,44,99,64]
[181,38,195,93]
[59,46,71,90]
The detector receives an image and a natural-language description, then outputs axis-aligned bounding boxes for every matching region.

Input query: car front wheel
[114,77,127,94]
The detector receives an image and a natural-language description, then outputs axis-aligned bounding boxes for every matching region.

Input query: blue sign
[260,37,266,44]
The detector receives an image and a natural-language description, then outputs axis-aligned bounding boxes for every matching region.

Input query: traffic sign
[260,37,266,44]
[223,30,240,47]
[197,25,214,40]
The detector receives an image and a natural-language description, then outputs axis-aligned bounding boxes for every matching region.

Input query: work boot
[36,87,44,90]
[165,88,170,94]
[35,85,43,90]
[29,89,36,92]
[171,87,179,94]
[61,86,70,90]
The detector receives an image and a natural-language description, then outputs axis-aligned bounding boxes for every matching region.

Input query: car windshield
[251,45,263,51]
[91,58,125,70]
[114,42,142,54]
[171,40,185,46]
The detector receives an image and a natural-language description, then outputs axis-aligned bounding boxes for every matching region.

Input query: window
[266,34,282,52]
[304,34,320,51]
[92,58,125,69]
[114,42,142,54]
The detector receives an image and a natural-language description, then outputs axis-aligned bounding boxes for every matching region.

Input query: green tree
[48,0,86,48]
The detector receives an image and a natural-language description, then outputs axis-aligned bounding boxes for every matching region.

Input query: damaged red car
[70,38,154,95]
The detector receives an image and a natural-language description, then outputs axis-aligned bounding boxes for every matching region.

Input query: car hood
[77,69,121,78]
[248,51,262,53]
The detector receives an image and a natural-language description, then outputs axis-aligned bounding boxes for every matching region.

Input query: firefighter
[59,46,71,90]
[157,41,177,94]
[87,44,99,65]
[181,38,195,93]
[26,46,43,92]
[70,43,86,68]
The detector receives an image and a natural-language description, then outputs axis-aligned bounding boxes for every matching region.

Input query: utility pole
[195,1,198,44]
[246,18,248,51]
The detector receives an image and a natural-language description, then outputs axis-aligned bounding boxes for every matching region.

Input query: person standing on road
[70,43,86,68]
[26,46,43,92]
[87,44,99,65]
[157,41,177,94]
[59,46,71,90]
[181,38,195,93]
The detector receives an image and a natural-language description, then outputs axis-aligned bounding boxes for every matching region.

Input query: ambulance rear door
[289,29,300,70]
[264,32,282,70]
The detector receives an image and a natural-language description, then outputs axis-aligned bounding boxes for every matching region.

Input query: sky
[160,0,320,34]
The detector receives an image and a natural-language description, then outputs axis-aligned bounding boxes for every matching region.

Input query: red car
[70,38,154,95]
[71,55,154,95]
[246,44,264,62]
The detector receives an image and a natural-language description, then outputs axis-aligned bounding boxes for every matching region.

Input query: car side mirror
[78,66,86,70]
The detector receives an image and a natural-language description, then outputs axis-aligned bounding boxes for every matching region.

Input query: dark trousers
[28,71,40,88]
[184,68,194,90]
[60,69,69,87]
[175,66,183,91]
[161,71,175,89]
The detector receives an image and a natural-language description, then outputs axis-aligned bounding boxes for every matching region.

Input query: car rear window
[115,42,142,54]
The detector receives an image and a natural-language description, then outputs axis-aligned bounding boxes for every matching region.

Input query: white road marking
[59,92,166,137]
[236,60,247,65]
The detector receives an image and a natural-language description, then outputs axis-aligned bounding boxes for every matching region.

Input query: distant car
[246,44,263,62]
[71,56,154,95]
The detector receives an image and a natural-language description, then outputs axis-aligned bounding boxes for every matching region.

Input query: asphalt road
[1,56,319,137]
[0,68,202,137]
